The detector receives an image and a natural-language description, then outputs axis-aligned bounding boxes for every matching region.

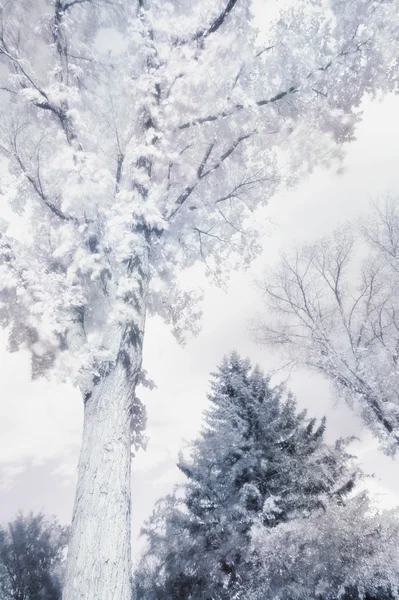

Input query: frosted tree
[137,353,358,600]
[250,492,399,600]
[0,0,398,598]
[257,197,399,455]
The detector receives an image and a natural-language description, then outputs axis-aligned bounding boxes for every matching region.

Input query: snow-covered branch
[175,0,241,45]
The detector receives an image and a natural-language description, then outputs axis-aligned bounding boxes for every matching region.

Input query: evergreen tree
[137,353,358,600]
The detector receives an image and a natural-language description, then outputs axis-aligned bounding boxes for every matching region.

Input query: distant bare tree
[258,197,399,454]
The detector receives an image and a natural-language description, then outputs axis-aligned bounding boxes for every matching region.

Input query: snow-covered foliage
[258,197,399,455]
[0,0,398,397]
[136,353,360,600]
[250,492,399,600]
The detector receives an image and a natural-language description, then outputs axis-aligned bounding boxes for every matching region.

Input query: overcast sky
[1,92,399,558]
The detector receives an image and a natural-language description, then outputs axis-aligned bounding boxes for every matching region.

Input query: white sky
[2,93,399,558]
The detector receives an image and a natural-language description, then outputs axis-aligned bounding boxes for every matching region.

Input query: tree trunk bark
[63,360,137,600]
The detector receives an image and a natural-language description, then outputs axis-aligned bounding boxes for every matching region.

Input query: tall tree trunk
[62,221,150,600]
[63,359,139,600]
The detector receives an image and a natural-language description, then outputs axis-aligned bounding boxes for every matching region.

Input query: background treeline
[0,513,68,600]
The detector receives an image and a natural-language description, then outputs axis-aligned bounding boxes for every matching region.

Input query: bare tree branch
[197,142,215,178]
[178,37,368,131]
[63,0,92,10]
[178,87,297,130]
[258,212,399,449]
[0,133,78,223]
[0,17,80,146]
[193,226,239,247]
[175,0,240,45]
[193,0,240,41]
[166,131,254,221]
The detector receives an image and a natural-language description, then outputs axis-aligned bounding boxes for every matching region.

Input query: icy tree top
[0,0,398,389]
